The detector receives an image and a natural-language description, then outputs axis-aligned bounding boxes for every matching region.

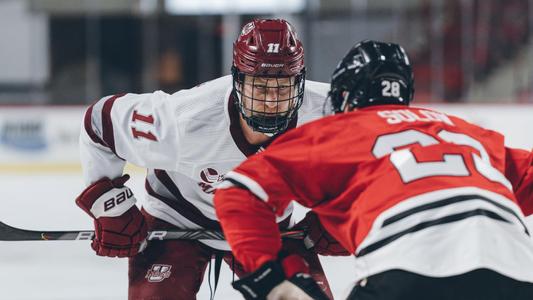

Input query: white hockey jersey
[80,75,329,250]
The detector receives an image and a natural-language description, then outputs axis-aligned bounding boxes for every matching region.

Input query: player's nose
[264,98,278,109]
[263,89,279,108]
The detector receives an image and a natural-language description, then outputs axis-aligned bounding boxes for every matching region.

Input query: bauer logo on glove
[75,174,148,257]
[99,187,135,215]
[77,175,137,219]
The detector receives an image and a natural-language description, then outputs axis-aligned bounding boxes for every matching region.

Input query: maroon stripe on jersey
[277,213,292,230]
[228,94,261,157]
[152,169,222,229]
[101,93,126,158]
[286,111,298,130]
[83,105,107,147]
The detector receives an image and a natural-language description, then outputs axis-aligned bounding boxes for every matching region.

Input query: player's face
[240,75,296,117]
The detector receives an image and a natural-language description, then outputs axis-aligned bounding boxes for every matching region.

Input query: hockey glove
[75,174,148,257]
[296,211,351,256]
[233,252,329,300]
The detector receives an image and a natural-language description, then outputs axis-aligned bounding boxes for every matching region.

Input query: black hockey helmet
[325,40,413,114]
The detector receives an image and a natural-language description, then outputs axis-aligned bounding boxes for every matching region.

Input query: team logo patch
[200,168,222,183]
[145,264,172,283]
[198,168,225,194]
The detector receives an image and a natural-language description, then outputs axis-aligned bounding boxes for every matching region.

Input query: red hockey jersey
[215,105,533,283]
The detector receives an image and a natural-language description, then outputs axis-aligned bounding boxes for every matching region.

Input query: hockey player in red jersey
[214,40,533,299]
[75,19,334,299]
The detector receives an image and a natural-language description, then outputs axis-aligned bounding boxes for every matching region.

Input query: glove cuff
[280,254,309,278]
[76,176,136,218]
[232,260,285,299]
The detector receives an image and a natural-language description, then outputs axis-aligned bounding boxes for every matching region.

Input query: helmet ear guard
[326,40,414,114]
[232,19,306,134]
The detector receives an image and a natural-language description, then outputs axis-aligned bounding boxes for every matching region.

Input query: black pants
[347,269,533,300]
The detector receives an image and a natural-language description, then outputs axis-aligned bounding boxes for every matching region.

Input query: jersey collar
[227,91,298,157]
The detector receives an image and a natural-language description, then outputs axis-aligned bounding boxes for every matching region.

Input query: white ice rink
[0,173,359,300]
[2,172,533,300]
[2,173,533,300]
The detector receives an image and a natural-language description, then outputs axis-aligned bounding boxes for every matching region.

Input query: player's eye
[278,86,291,94]
[253,86,267,92]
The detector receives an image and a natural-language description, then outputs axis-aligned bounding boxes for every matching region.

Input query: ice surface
[0,174,357,299]
[0,174,531,299]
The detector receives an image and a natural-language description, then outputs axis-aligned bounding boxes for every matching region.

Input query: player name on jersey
[377,109,454,125]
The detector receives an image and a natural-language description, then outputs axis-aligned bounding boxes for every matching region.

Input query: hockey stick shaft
[0,220,305,241]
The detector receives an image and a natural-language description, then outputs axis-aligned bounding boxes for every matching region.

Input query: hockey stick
[0,220,305,241]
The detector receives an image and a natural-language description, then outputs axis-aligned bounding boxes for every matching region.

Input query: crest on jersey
[200,168,223,183]
[198,168,224,194]
[145,264,172,283]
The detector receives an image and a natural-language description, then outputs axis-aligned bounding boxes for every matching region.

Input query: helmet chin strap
[246,114,287,134]
[340,91,351,112]
[236,97,283,137]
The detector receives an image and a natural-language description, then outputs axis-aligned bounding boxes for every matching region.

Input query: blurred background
[0,0,532,299]
[2,0,533,105]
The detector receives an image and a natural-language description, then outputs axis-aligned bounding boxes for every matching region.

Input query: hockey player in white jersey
[74,19,334,299]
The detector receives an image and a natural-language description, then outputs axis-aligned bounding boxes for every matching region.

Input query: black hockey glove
[232,252,329,300]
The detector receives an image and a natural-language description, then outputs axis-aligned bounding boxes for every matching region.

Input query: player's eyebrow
[246,77,292,86]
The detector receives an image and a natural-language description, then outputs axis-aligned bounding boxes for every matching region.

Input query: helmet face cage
[325,40,414,115]
[232,66,305,134]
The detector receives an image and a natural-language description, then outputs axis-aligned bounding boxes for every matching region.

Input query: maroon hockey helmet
[232,19,306,134]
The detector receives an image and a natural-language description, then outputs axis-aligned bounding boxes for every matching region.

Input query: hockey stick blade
[0,220,305,241]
